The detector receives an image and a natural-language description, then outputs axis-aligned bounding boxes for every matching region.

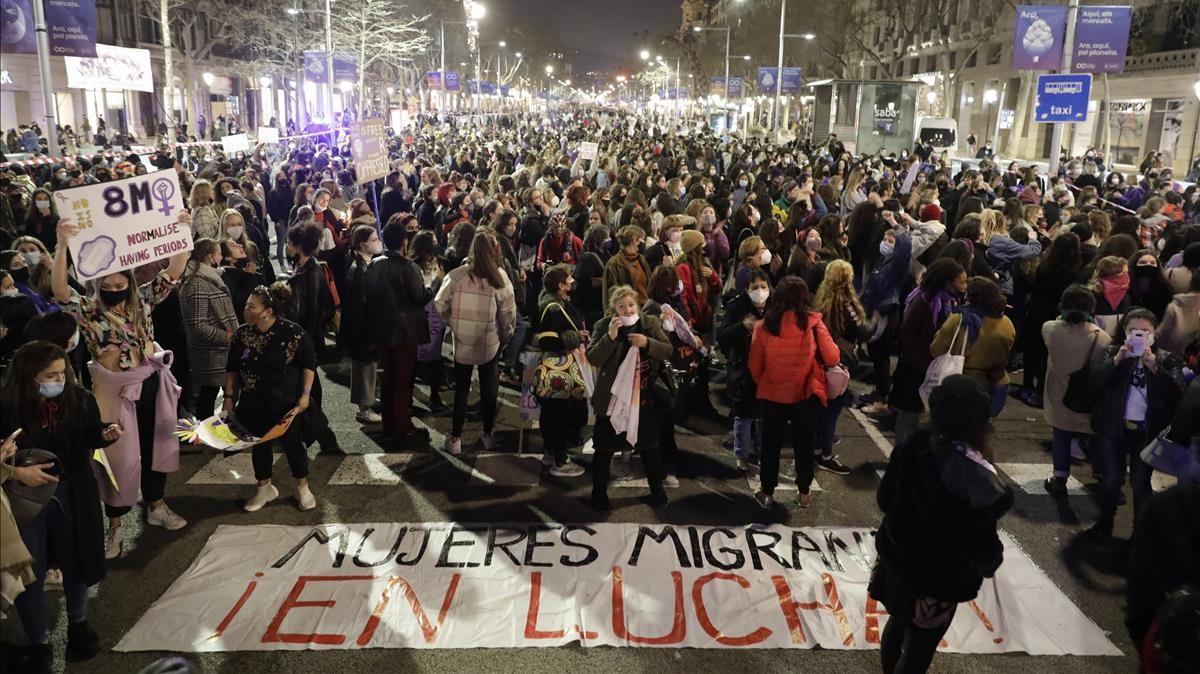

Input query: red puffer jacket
[749,310,841,405]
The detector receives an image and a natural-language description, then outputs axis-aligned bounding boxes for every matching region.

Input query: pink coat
[88,350,182,507]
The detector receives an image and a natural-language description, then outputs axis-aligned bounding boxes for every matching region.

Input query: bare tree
[329,0,431,109]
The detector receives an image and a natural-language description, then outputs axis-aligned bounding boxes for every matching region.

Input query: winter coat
[717,292,766,414]
[435,264,517,365]
[585,313,672,419]
[749,310,840,406]
[985,234,1042,296]
[676,260,722,333]
[178,265,238,387]
[931,312,1016,390]
[873,429,1013,603]
[1042,320,1112,433]
[364,250,431,347]
[861,230,913,314]
[1090,344,1184,438]
[1,394,115,587]
[536,291,584,355]
[287,257,334,351]
[338,252,377,362]
[1155,293,1200,355]
[190,204,219,240]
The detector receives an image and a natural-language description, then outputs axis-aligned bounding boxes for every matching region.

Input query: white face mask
[66,327,81,352]
[366,240,384,255]
[739,179,749,188]
[618,313,639,327]
[700,213,716,227]
[749,288,770,305]
[35,199,50,210]
[758,249,772,266]
[22,251,42,268]
[226,226,244,240]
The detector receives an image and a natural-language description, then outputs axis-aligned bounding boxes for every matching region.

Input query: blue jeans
[15,479,90,645]
[503,317,529,373]
[1050,427,1083,479]
[1094,425,1153,522]
[816,393,848,458]
[732,415,761,460]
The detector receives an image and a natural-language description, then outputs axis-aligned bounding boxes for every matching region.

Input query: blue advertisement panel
[1072,6,1131,73]
[1012,5,1067,70]
[46,0,97,57]
[757,67,802,94]
[444,71,460,91]
[0,0,37,54]
[303,51,357,83]
[1035,74,1092,123]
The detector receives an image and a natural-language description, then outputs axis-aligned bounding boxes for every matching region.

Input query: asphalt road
[1,353,1148,673]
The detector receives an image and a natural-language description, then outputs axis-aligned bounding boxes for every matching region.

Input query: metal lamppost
[441,1,486,113]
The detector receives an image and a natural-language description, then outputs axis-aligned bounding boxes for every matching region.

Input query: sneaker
[147,504,187,530]
[662,473,680,488]
[19,644,52,674]
[1044,476,1068,496]
[480,434,497,451]
[861,401,890,415]
[43,568,63,593]
[296,483,317,511]
[355,409,383,424]
[443,436,462,456]
[104,527,123,560]
[66,621,101,661]
[550,462,585,477]
[244,483,279,512]
[797,491,814,508]
[816,455,851,475]
[754,491,775,509]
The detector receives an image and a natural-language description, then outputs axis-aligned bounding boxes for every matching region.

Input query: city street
[1,357,1151,672]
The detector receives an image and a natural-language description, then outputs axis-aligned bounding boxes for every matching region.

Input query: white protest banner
[53,172,191,282]
[257,127,280,144]
[349,118,388,184]
[116,523,1119,655]
[222,133,250,153]
[64,43,154,92]
[578,141,599,161]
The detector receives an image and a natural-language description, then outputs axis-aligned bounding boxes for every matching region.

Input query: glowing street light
[639,49,650,60]
[545,64,554,74]
[467,1,486,21]
[286,7,299,15]
[802,32,815,40]
[498,40,506,47]
[259,75,272,88]
[926,91,937,104]
[202,72,215,86]
[339,81,353,92]
[983,88,999,104]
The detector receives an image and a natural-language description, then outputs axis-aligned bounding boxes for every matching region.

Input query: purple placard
[444,71,460,92]
[1072,5,1131,73]
[0,0,37,54]
[46,0,97,57]
[1012,5,1067,70]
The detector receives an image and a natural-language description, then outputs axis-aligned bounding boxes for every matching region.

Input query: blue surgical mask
[38,380,65,398]
[879,241,894,256]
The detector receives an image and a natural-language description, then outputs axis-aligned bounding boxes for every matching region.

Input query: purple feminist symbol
[152,177,176,216]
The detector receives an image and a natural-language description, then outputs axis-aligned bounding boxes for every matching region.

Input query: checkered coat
[179,266,238,387]
[435,264,517,366]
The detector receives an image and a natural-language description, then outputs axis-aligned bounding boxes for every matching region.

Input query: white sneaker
[444,437,462,456]
[480,434,497,451]
[355,409,383,424]
[296,483,316,511]
[663,473,680,488]
[104,527,123,560]
[43,568,64,592]
[549,461,585,477]
[147,504,188,530]
[244,483,279,512]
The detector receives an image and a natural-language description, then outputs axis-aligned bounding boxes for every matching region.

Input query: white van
[915,117,958,152]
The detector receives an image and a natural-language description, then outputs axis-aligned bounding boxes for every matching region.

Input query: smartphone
[1129,330,1147,357]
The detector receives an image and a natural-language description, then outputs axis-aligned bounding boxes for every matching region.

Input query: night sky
[484,0,681,74]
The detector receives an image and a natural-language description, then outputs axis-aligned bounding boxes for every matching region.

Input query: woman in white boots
[223,283,318,512]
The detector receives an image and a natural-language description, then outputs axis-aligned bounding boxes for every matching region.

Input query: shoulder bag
[1062,331,1101,414]
[919,316,967,407]
[813,322,851,399]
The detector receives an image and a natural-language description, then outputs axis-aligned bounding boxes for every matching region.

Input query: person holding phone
[1087,308,1185,538]
[1,341,122,672]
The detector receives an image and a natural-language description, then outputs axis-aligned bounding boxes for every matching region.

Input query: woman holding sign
[51,217,191,560]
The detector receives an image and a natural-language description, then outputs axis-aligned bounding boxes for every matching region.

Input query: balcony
[1123,48,1199,74]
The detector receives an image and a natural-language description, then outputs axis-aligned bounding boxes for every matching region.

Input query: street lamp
[545,65,554,74]
[694,23,732,107]
[640,50,650,61]
[202,72,215,86]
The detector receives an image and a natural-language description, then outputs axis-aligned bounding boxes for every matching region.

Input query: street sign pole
[1048,0,1080,176]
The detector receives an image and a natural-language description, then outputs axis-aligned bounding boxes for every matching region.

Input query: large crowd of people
[1,108,1198,673]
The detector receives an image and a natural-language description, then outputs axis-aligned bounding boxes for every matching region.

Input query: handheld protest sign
[53,172,192,282]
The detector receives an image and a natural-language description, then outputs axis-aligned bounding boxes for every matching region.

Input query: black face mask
[99,287,130,307]
[10,267,30,285]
